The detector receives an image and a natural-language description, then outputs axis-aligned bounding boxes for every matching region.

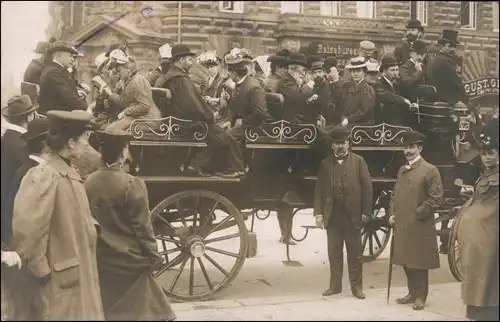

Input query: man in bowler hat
[426,30,470,111]
[314,126,373,300]
[23,38,56,85]
[394,19,424,65]
[389,130,443,310]
[162,43,244,177]
[399,40,428,102]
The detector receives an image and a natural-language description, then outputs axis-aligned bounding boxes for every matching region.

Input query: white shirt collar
[408,155,421,166]
[236,75,247,85]
[4,123,27,134]
[410,58,418,65]
[382,76,394,87]
[52,60,66,69]
[29,155,46,164]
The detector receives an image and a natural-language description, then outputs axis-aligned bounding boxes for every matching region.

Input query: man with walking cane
[387,130,443,310]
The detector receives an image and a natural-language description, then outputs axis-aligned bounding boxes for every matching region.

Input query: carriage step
[138,176,242,183]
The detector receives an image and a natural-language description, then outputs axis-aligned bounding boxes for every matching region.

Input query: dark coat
[228,76,269,127]
[399,59,426,102]
[457,164,499,307]
[373,76,413,126]
[39,62,88,114]
[1,129,29,245]
[334,79,376,126]
[426,52,469,106]
[277,72,311,123]
[314,153,373,230]
[23,58,45,85]
[85,164,176,321]
[11,153,104,320]
[391,157,443,270]
[393,42,411,65]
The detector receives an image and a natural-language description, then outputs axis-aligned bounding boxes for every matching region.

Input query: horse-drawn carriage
[121,84,482,302]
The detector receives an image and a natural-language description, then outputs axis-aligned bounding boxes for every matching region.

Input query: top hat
[105,43,121,58]
[282,53,309,68]
[438,29,460,45]
[48,41,82,56]
[379,55,399,72]
[96,128,132,147]
[170,44,197,61]
[2,95,38,117]
[34,41,50,54]
[359,40,376,54]
[47,110,92,136]
[409,40,427,54]
[21,118,49,142]
[401,130,426,145]
[311,60,324,71]
[328,126,351,143]
[345,56,367,69]
[406,19,424,31]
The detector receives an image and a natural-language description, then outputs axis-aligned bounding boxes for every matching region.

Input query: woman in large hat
[102,49,162,131]
[85,128,176,321]
[11,110,105,320]
[456,126,499,321]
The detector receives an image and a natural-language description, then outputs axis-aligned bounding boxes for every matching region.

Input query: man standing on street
[314,126,373,300]
[389,130,443,310]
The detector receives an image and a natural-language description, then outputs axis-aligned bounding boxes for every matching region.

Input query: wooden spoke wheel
[362,191,392,262]
[447,214,464,282]
[150,190,249,302]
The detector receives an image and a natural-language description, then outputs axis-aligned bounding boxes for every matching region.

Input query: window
[409,1,428,26]
[460,1,476,29]
[320,1,341,16]
[356,1,375,19]
[493,2,499,32]
[280,1,303,14]
[219,1,244,13]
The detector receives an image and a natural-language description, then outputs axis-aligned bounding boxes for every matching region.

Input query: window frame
[320,1,341,17]
[460,1,477,30]
[280,1,304,14]
[410,1,429,26]
[219,1,244,14]
[356,1,376,19]
[493,1,499,32]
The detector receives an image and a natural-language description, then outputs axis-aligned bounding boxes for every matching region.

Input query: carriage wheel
[362,196,392,262]
[447,215,463,282]
[150,190,249,302]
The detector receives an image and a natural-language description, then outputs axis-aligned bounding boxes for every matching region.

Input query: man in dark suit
[39,41,88,114]
[314,126,373,299]
[394,19,424,65]
[399,40,427,102]
[1,95,38,245]
[222,52,269,141]
[426,30,469,110]
[23,39,55,85]
[163,44,244,177]
[373,55,415,126]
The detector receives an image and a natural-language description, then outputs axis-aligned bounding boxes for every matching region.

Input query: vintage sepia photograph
[1,1,498,321]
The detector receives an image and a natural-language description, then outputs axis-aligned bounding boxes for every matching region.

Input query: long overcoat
[391,157,443,270]
[11,153,104,321]
[457,164,499,307]
[85,164,176,321]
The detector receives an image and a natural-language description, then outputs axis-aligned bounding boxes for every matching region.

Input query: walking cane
[386,230,395,305]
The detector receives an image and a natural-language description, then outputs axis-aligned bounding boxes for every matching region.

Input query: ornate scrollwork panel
[350,123,412,146]
[245,120,317,144]
[129,116,208,142]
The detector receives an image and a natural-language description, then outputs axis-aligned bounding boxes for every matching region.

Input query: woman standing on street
[457,124,499,321]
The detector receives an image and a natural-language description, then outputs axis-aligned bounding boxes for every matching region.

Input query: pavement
[171,282,466,321]
[156,210,466,321]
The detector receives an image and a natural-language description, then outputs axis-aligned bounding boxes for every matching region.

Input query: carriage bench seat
[128,116,208,148]
[349,123,412,151]
[245,120,317,149]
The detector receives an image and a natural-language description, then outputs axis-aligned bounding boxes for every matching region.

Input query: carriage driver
[314,126,373,300]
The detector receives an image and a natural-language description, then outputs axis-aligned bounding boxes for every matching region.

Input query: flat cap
[47,110,92,135]
[311,60,324,71]
[359,40,376,52]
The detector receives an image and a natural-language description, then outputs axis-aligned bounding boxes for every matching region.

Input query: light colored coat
[391,157,443,270]
[457,164,499,307]
[11,153,104,320]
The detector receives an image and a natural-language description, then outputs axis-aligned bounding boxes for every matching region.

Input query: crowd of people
[1,17,498,321]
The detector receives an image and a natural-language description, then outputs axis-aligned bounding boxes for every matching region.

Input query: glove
[1,251,22,269]
[315,215,324,229]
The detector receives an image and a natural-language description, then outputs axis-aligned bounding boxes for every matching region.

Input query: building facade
[50,1,499,106]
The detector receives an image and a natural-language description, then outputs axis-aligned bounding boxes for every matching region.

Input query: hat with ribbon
[21,118,49,142]
[406,19,424,31]
[2,95,38,117]
[225,48,247,70]
[311,60,324,71]
[409,40,427,54]
[477,132,498,150]
[48,41,83,56]
[197,51,220,67]
[170,44,197,61]
[105,43,121,58]
[328,126,351,143]
[379,55,399,72]
[401,130,426,145]
[345,56,367,69]
[282,52,309,68]
[438,29,460,46]
[47,110,92,136]
[108,49,131,68]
